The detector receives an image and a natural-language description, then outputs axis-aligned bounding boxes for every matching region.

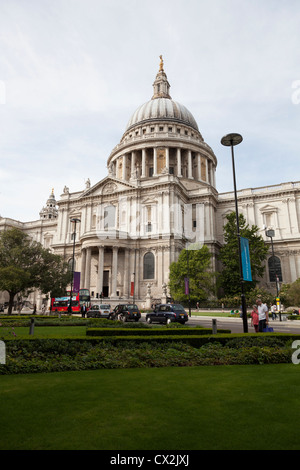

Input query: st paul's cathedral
[1,57,300,309]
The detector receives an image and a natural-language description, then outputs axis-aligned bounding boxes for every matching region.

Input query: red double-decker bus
[50,289,90,314]
[50,294,80,313]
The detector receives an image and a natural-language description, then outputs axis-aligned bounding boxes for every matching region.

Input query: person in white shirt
[256,299,269,332]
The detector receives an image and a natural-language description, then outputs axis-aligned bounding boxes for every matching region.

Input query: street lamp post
[221,133,248,333]
[186,247,191,317]
[69,218,81,314]
[265,228,281,321]
[183,236,192,317]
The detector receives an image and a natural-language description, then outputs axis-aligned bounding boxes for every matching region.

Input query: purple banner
[73,271,81,293]
[184,277,189,295]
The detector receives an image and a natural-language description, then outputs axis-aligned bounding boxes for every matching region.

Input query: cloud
[0,0,300,220]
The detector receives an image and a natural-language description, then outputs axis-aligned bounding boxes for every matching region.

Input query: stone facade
[1,58,300,308]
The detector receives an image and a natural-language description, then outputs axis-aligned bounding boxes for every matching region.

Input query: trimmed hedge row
[0,317,149,328]
[0,334,297,375]
[86,327,231,337]
[1,332,299,375]
[2,332,300,347]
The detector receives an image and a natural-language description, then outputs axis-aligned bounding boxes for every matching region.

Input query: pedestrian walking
[256,299,269,332]
[81,303,87,318]
[271,304,277,320]
[251,305,259,332]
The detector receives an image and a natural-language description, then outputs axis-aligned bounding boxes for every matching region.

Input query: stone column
[85,247,92,290]
[289,254,298,282]
[177,148,182,177]
[196,203,205,244]
[135,248,140,299]
[111,246,118,297]
[289,197,299,234]
[187,150,193,178]
[197,153,201,181]
[123,248,130,298]
[80,248,86,288]
[85,204,92,233]
[58,208,64,242]
[153,147,157,176]
[80,206,87,237]
[165,147,169,173]
[142,148,146,178]
[122,155,127,180]
[130,249,135,298]
[131,151,136,179]
[97,245,104,297]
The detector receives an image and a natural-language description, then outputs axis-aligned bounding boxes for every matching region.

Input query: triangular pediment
[141,196,158,205]
[79,176,137,199]
[260,204,277,213]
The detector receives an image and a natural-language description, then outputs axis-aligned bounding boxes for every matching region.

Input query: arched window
[268,256,282,282]
[143,252,155,279]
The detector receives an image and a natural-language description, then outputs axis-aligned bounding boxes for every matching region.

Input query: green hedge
[0,334,298,375]
[86,327,231,337]
[2,332,300,351]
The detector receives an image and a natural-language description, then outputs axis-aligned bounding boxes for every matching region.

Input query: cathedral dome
[124,56,199,133]
[125,98,199,132]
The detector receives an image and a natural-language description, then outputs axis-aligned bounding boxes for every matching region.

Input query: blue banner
[240,237,252,281]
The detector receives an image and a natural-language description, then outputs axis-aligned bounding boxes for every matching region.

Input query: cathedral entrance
[102,270,109,298]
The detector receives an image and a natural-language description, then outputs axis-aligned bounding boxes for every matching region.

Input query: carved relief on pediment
[103,182,118,194]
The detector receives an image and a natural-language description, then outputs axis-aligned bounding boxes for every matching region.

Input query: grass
[0,325,88,337]
[1,363,300,450]
[191,311,235,317]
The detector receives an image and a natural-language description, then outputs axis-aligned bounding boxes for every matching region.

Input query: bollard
[0,340,5,364]
[29,317,35,336]
[212,318,217,334]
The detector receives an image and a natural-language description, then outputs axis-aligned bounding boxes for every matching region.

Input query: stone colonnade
[79,243,176,301]
[110,145,216,186]
[80,245,140,299]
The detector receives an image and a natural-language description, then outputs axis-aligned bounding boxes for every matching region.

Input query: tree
[169,244,216,303]
[218,212,268,297]
[0,228,71,314]
[285,279,300,307]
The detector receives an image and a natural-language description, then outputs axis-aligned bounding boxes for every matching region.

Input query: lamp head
[221,133,243,147]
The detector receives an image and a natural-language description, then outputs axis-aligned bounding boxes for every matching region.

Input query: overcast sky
[1,0,300,222]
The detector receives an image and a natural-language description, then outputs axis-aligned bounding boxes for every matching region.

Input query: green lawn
[191,311,235,317]
[0,325,88,337]
[1,364,300,450]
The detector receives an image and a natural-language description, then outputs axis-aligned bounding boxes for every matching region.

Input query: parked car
[87,304,111,318]
[111,304,141,322]
[146,304,188,325]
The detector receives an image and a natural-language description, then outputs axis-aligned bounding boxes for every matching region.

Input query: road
[141,312,300,334]
[10,307,300,334]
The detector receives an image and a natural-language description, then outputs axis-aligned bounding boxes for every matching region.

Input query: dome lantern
[39,189,58,220]
[152,55,171,100]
